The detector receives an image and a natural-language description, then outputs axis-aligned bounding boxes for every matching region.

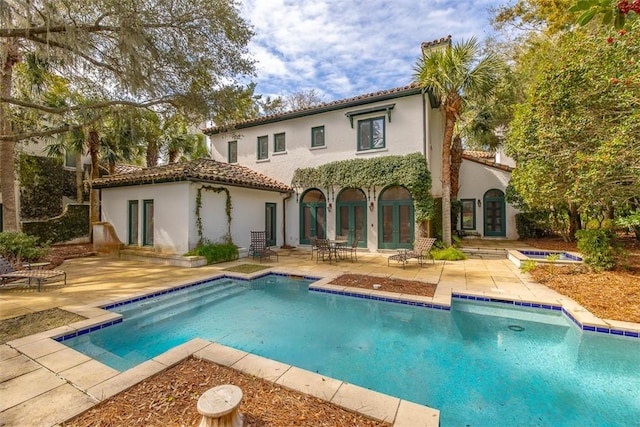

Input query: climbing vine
[291,153,434,222]
[195,185,232,245]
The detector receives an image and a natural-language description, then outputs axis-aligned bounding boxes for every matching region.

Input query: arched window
[378,186,414,249]
[336,188,367,247]
[299,189,326,244]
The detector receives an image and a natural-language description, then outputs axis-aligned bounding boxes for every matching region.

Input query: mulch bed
[65,357,389,427]
[329,274,437,297]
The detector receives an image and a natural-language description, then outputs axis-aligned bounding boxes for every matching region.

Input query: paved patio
[1,242,636,426]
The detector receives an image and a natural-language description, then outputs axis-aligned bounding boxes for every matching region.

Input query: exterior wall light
[369,202,375,212]
[477,199,482,207]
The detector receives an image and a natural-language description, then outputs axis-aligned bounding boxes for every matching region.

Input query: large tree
[505,22,640,240]
[1,0,254,231]
[414,38,503,246]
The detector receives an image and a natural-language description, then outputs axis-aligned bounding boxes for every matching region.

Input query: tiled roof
[463,150,495,159]
[90,159,291,193]
[113,163,143,174]
[203,83,423,134]
[462,153,513,172]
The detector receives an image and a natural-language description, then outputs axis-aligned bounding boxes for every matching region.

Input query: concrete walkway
[1,243,637,426]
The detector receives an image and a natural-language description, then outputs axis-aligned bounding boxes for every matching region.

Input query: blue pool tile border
[57,273,321,342]
[518,250,583,262]
[309,287,451,311]
[451,293,639,340]
[100,273,321,310]
[55,317,123,342]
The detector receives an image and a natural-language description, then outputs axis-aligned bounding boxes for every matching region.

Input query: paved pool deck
[1,241,638,426]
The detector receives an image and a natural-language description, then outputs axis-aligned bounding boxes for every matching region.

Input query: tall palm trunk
[441,96,461,247]
[146,140,159,167]
[88,129,101,225]
[450,135,463,199]
[0,39,20,231]
[75,152,84,203]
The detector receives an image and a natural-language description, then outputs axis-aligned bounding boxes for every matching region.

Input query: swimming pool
[60,274,640,426]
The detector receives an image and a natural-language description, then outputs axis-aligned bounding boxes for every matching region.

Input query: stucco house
[91,159,291,255]
[203,83,518,253]
[91,82,517,258]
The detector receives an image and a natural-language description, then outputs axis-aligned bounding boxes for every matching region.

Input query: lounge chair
[249,231,278,263]
[387,237,436,269]
[0,255,67,291]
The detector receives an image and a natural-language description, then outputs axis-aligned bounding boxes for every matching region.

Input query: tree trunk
[168,149,178,163]
[567,203,581,242]
[146,140,159,167]
[450,135,463,199]
[88,129,101,226]
[0,39,20,231]
[441,97,461,247]
[75,152,84,203]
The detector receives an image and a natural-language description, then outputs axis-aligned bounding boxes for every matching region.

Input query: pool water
[63,275,640,426]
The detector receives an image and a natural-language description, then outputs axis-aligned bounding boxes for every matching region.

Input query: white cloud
[240,0,495,101]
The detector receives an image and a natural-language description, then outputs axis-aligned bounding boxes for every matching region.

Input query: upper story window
[358,117,385,151]
[311,126,325,147]
[228,141,237,163]
[257,135,268,160]
[274,133,286,153]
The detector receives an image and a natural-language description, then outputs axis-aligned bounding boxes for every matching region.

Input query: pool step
[126,283,246,328]
[115,279,236,316]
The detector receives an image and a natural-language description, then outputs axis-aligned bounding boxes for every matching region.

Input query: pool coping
[507,249,584,268]
[5,269,639,425]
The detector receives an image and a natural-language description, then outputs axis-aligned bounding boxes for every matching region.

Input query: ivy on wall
[18,154,65,220]
[291,153,434,222]
[195,185,232,245]
[22,204,90,244]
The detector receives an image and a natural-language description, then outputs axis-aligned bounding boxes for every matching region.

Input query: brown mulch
[65,357,389,427]
[329,274,437,297]
[524,236,640,323]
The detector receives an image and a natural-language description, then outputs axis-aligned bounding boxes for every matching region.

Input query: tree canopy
[1,0,254,230]
[504,21,639,227]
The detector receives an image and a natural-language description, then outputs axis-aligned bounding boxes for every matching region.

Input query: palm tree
[415,37,503,246]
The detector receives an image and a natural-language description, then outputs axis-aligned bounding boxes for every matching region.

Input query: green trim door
[336,189,367,247]
[142,199,154,246]
[378,186,414,249]
[265,203,276,246]
[128,200,139,245]
[483,189,506,237]
[299,189,326,244]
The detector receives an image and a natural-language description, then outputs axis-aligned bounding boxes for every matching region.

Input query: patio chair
[342,238,360,262]
[249,231,278,263]
[0,255,67,291]
[315,238,333,263]
[387,237,436,269]
[310,237,318,260]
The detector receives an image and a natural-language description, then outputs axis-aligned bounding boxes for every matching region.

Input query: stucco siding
[458,161,519,239]
[101,182,191,253]
[209,94,433,185]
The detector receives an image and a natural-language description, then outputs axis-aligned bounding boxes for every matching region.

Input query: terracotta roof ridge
[202,83,421,134]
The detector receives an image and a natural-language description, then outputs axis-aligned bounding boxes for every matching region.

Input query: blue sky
[240,0,498,102]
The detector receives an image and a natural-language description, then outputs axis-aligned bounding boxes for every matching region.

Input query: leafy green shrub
[616,210,640,241]
[515,212,552,239]
[430,246,467,261]
[185,242,238,264]
[519,260,538,274]
[0,232,49,264]
[576,229,616,271]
